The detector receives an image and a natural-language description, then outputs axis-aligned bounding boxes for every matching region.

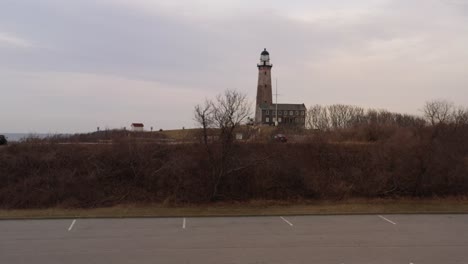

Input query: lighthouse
[253,49,307,127]
[255,48,273,123]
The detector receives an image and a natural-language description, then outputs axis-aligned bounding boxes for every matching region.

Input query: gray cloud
[1,0,467,132]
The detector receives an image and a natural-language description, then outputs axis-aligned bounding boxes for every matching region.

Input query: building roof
[131,123,144,127]
[261,103,306,111]
[261,48,269,56]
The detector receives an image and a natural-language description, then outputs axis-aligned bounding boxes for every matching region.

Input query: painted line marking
[280,216,293,226]
[68,219,76,231]
[182,218,186,229]
[378,215,397,225]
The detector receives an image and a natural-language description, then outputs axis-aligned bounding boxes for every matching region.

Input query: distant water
[0,133,51,142]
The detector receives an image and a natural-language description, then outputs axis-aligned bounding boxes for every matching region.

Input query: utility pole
[275,78,279,126]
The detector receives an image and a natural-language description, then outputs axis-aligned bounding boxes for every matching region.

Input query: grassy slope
[160,128,200,141]
[1,198,467,219]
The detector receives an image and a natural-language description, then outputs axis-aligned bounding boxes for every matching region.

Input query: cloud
[0,32,32,48]
[1,0,467,132]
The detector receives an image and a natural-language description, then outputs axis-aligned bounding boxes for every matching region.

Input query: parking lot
[1,214,467,264]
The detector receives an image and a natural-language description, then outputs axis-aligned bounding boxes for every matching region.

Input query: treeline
[0,123,467,209]
[306,104,426,130]
[303,100,468,143]
[307,99,468,131]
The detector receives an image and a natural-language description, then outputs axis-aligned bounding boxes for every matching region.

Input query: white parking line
[378,215,397,225]
[280,216,294,226]
[68,219,76,231]
[182,218,186,229]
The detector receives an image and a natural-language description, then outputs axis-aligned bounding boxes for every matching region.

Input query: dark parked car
[0,135,7,145]
[273,134,287,143]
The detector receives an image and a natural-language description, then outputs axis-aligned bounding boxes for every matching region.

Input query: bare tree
[423,100,455,125]
[211,90,251,144]
[328,105,344,129]
[194,89,251,200]
[452,106,468,126]
[195,90,251,143]
[306,104,330,130]
[327,104,365,129]
[394,113,426,127]
[348,106,365,127]
[194,99,213,146]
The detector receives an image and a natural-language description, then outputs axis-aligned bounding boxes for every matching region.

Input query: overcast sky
[1,0,467,133]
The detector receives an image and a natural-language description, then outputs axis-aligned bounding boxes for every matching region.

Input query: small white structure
[131,123,144,132]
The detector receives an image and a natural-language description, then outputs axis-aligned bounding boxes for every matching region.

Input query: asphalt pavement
[1,214,467,264]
